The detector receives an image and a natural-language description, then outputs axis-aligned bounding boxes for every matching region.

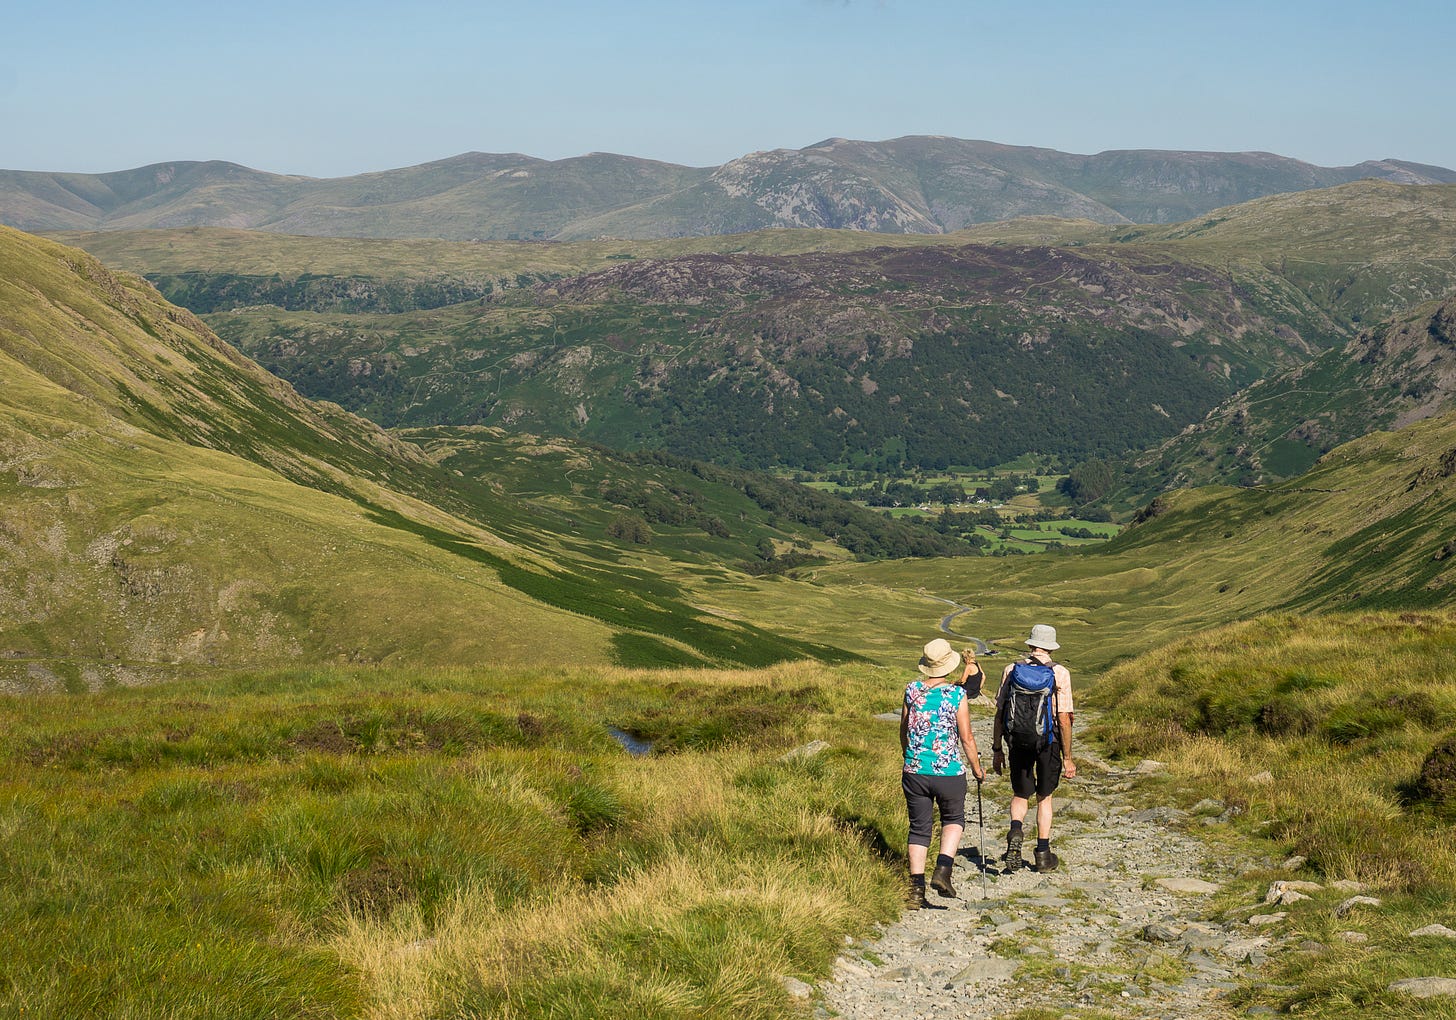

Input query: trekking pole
[977,777,987,899]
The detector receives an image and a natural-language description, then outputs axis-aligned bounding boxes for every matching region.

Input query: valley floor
[820,713,1294,1020]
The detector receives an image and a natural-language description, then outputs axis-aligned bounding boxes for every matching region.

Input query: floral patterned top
[903,680,966,776]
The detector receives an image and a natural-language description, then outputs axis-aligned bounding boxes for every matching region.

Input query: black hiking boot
[905,876,927,909]
[1034,847,1059,873]
[1004,827,1024,871]
[929,862,957,898]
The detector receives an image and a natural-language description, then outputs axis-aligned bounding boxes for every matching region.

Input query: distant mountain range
[5,137,1455,240]
[54,179,1456,482]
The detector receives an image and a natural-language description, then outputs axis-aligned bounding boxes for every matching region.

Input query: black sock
[1010,820,1023,833]
[936,853,954,870]
[1036,838,1050,853]
[909,873,926,885]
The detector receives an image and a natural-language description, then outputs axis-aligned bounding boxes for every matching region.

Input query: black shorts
[902,772,968,846]
[1008,742,1062,799]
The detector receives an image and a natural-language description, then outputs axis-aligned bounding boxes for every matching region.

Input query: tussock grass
[1090,609,1456,1016]
[0,661,909,1018]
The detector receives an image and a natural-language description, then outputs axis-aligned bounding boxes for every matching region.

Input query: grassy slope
[0,226,860,676]
[780,411,1456,675]
[1111,180,1456,323]
[0,662,909,1019]
[0,226,617,676]
[1090,612,1456,1018]
[53,221,1111,286]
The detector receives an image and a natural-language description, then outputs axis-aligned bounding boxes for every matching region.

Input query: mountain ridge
[5,136,1453,240]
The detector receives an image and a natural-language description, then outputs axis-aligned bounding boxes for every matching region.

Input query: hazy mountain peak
[3,137,1452,240]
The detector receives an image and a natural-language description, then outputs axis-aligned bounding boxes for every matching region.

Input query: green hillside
[788,409,1456,673]
[1089,610,1456,1017]
[199,241,1336,473]
[0,226,876,680]
[1121,293,1456,494]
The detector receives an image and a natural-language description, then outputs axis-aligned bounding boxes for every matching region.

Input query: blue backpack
[1003,661,1058,750]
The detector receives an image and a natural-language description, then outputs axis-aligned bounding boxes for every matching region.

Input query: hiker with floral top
[901,637,986,908]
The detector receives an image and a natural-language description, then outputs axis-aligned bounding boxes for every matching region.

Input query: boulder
[1141,922,1184,943]
[1410,924,1456,939]
[1265,880,1323,904]
[782,977,813,999]
[781,740,830,762]
[1389,977,1456,998]
[1335,895,1383,917]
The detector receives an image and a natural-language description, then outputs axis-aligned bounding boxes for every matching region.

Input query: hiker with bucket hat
[992,624,1076,872]
[901,637,986,907]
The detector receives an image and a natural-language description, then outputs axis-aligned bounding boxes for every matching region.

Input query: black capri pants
[902,772,968,846]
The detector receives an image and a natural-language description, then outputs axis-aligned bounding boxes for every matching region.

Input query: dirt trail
[820,711,1280,1020]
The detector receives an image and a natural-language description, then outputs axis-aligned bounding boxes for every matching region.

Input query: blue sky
[3,0,1452,177]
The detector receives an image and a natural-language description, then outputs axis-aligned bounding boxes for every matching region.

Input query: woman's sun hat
[1026,624,1060,650]
[918,637,963,678]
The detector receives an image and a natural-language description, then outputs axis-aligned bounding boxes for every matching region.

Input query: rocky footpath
[814,714,1288,1020]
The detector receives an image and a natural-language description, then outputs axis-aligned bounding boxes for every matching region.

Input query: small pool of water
[606,726,654,756]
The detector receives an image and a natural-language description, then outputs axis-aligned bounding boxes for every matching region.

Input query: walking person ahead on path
[901,638,986,908]
[992,624,1076,873]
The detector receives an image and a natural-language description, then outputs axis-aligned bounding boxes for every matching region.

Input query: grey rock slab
[1191,797,1226,815]
[1265,880,1323,902]
[1390,977,1456,998]
[1155,876,1220,894]
[780,739,830,761]
[1219,936,1271,961]
[1335,930,1370,943]
[1410,924,1456,939]
[872,712,901,722]
[1336,895,1383,917]
[1248,912,1287,927]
